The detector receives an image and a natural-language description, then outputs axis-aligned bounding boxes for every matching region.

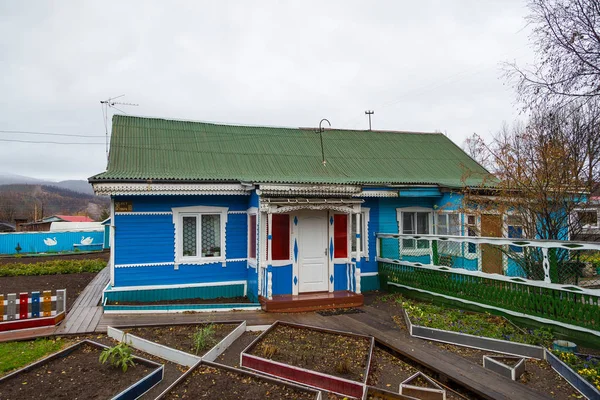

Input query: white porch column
[355,211,361,294]
[109,198,115,287]
[267,212,273,299]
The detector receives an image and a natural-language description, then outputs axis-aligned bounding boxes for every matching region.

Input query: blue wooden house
[90,115,493,311]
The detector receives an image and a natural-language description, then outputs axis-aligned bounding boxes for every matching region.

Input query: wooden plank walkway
[99,307,548,400]
[54,266,109,334]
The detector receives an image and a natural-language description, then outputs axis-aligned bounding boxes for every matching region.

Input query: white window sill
[176,256,225,265]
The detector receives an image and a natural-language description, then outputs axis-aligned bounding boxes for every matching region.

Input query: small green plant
[15,243,22,254]
[192,324,215,355]
[99,342,135,372]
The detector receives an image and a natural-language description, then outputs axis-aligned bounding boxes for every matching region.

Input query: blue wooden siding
[334,263,348,291]
[114,261,247,287]
[271,264,292,295]
[114,214,174,265]
[0,231,104,255]
[112,194,252,288]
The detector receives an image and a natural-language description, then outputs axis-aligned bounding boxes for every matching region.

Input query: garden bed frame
[545,348,600,400]
[107,320,246,367]
[399,372,446,400]
[482,355,526,381]
[0,339,164,400]
[402,309,545,359]
[155,359,322,399]
[0,289,66,332]
[240,321,375,399]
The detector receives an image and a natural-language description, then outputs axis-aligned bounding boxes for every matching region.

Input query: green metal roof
[90,115,494,188]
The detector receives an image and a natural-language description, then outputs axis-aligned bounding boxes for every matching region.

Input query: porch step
[259,291,364,313]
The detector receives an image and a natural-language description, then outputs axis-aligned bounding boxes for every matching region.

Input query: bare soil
[216,330,261,367]
[0,251,109,265]
[164,364,317,399]
[0,273,98,310]
[249,324,371,382]
[367,293,582,399]
[0,342,156,400]
[108,296,252,306]
[126,323,236,356]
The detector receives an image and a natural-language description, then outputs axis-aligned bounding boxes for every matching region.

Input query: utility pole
[365,110,374,131]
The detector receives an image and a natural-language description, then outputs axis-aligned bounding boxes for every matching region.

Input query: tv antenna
[317,118,331,166]
[100,95,139,164]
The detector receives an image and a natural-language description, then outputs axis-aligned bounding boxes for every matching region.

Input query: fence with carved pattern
[376,233,600,331]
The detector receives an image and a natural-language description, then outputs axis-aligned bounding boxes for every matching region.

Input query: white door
[298,211,329,292]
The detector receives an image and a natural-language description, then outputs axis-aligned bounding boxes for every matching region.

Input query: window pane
[201,214,221,256]
[417,212,429,234]
[272,214,290,260]
[403,213,414,234]
[182,216,197,257]
[334,214,348,258]
[508,225,523,253]
[249,214,257,259]
[437,214,448,235]
[449,214,460,235]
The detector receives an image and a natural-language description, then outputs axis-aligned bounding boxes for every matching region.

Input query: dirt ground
[0,272,98,310]
[365,292,583,399]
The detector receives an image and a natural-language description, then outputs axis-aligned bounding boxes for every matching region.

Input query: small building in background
[0,222,16,232]
[18,215,94,232]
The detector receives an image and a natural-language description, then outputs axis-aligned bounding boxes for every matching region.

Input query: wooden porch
[259,290,364,312]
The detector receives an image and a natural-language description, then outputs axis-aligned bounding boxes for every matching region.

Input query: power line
[0,130,105,138]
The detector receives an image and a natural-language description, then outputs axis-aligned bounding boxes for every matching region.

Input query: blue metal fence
[0,231,105,255]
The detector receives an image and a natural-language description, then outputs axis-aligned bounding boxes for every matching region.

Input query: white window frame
[573,208,600,229]
[396,207,434,255]
[172,206,228,265]
[435,211,461,256]
[351,208,370,260]
[247,207,258,268]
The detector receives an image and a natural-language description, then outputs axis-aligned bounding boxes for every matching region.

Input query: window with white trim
[506,215,524,253]
[248,213,257,260]
[466,214,478,254]
[436,213,460,254]
[399,210,431,249]
[173,206,227,264]
[351,209,370,258]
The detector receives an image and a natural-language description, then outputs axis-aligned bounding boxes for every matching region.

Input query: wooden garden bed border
[482,355,526,381]
[240,320,375,399]
[107,320,246,367]
[545,348,600,400]
[0,339,164,400]
[402,309,545,359]
[155,359,322,399]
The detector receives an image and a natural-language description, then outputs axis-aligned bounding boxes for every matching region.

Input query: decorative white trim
[105,280,248,293]
[388,282,600,338]
[172,206,228,266]
[271,260,292,267]
[333,258,350,264]
[247,207,258,264]
[360,271,378,277]
[92,182,250,196]
[351,208,370,260]
[115,262,175,268]
[266,204,355,214]
[259,184,361,196]
[228,210,247,214]
[114,259,247,268]
[115,211,172,216]
[355,190,399,197]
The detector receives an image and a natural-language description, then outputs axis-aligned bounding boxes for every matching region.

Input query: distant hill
[0,184,109,222]
[0,174,94,195]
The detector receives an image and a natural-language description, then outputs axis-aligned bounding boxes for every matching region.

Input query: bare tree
[462,103,600,282]
[506,0,600,108]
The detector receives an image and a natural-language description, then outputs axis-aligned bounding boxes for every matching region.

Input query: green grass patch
[0,337,71,376]
[396,295,554,346]
[0,259,106,277]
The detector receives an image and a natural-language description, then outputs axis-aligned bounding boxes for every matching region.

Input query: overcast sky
[0,1,534,181]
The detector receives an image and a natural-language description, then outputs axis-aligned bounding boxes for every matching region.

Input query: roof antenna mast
[100,95,139,166]
[318,118,331,166]
[365,110,374,131]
